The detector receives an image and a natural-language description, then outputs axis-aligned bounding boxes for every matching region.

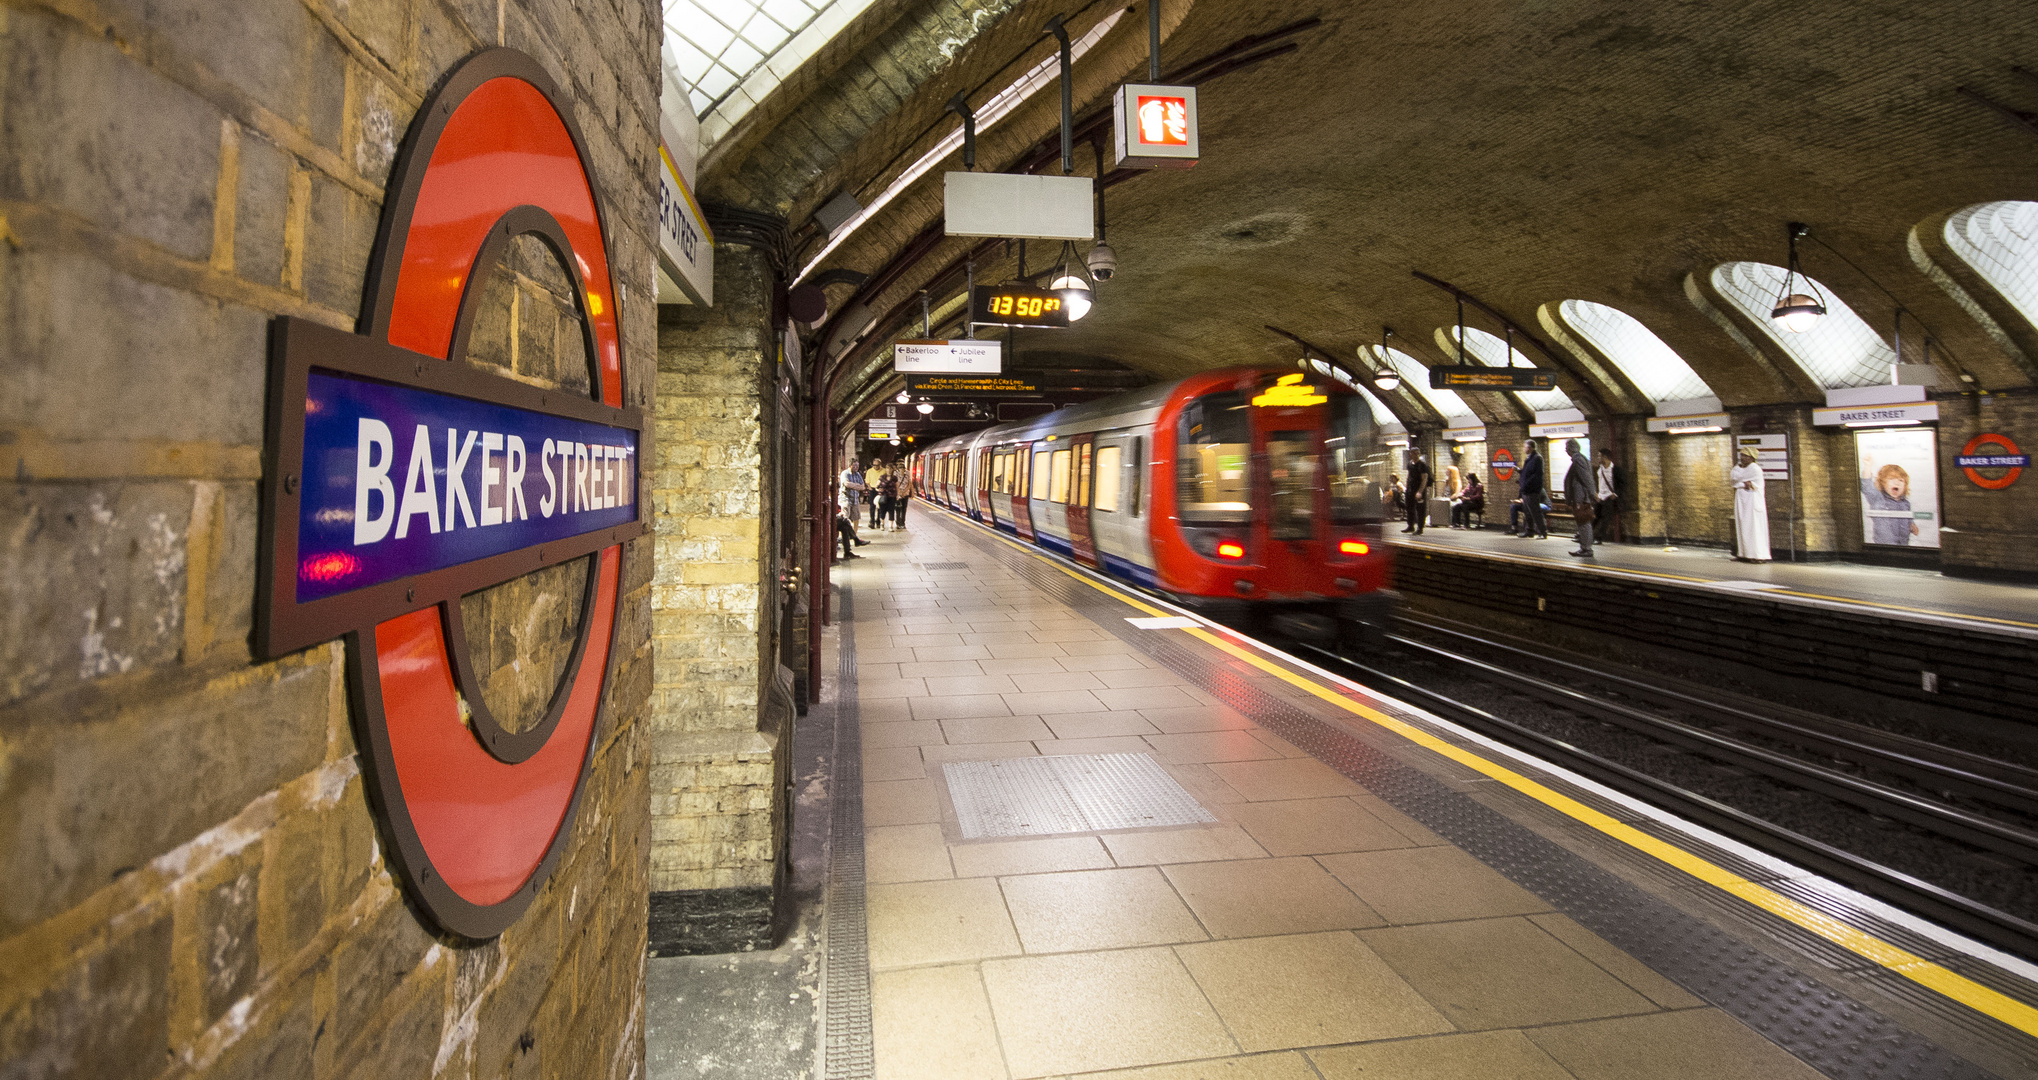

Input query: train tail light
[1216,542,1246,560]
[1339,539,1370,556]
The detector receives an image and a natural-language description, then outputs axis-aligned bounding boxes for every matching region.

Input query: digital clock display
[971,284,1071,328]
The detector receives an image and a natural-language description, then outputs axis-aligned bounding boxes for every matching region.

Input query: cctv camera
[1085,243,1117,281]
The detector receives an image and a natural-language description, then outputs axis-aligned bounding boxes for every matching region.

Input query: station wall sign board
[895,338,1003,373]
[1489,447,1517,481]
[910,375,1039,394]
[256,49,643,941]
[1735,433,1789,481]
[1444,425,1488,442]
[1431,366,1556,391]
[1958,433,2028,490]
[944,171,1095,240]
[1529,420,1590,440]
[867,418,898,437]
[656,118,713,305]
[971,284,1072,328]
[1812,402,1939,426]
[1113,83,1200,169]
[1646,412,1728,434]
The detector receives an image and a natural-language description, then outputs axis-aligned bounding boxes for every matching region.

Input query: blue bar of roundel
[297,368,638,602]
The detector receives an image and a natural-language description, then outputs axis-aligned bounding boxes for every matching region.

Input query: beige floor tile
[951,835,1115,878]
[1348,796,1450,846]
[864,720,947,749]
[985,642,1072,659]
[1163,857,1382,937]
[981,948,1237,1078]
[1051,1052,1318,1080]
[1039,711,1160,739]
[923,741,1041,764]
[1030,628,1111,643]
[1221,798,1414,857]
[866,779,943,826]
[859,698,914,723]
[1055,653,1152,672]
[1527,914,1706,1009]
[1141,706,1256,733]
[979,656,1071,676]
[868,823,956,883]
[868,877,1022,969]
[1001,866,1208,952]
[1003,689,1107,714]
[926,673,1024,697]
[1094,685,1207,712]
[1525,1008,1828,1080]
[1318,847,1549,924]
[892,633,968,649]
[1144,731,1287,765]
[857,646,922,664]
[899,658,988,679]
[859,676,930,700]
[915,644,996,662]
[1245,730,1309,757]
[1361,917,1655,1030]
[1101,825,1268,866]
[1177,932,1451,1052]
[910,694,1015,721]
[1089,666,1195,689]
[865,745,928,782]
[1037,736,1157,756]
[1206,759,1365,801]
[966,631,1047,646]
[1309,1030,1573,1080]
[873,965,1008,1080]
[1005,669,1105,692]
[944,715,1057,744]
[1159,764,1250,805]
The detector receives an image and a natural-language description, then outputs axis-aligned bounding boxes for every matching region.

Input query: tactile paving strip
[821,583,873,1080]
[919,561,969,570]
[944,753,1216,839]
[932,511,2023,1080]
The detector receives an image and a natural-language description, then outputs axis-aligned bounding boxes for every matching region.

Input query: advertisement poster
[1855,428,1939,548]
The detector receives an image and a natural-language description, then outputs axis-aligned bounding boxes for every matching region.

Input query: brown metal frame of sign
[254,47,647,939]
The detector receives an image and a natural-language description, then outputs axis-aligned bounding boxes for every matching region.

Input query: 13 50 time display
[971,284,1071,328]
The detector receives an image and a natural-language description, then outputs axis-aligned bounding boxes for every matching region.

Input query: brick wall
[647,246,788,946]
[1937,393,2038,579]
[1,1,661,1076]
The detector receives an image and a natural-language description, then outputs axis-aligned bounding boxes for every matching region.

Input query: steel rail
[1375,630,2038,864]
[1303,644,2038,960]
[1399,615,2038,817]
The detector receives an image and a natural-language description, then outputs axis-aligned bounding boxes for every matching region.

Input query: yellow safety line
[1395,538,2038,631]
[937,508,2038,1035]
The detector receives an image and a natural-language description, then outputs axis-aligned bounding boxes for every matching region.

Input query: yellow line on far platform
[930,505,2038,1038]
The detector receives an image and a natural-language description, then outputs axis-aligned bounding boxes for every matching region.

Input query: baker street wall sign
[257,49,644,940]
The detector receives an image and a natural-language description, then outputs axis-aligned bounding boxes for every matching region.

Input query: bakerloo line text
[349,418,634,545]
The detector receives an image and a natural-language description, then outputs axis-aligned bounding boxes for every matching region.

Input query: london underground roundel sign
[1957,433,2028,491]
[255,49,644,939]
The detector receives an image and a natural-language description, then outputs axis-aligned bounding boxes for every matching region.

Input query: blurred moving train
[903,367,1397,642]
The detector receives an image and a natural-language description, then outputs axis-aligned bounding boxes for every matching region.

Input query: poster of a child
[1856,429,1940,548]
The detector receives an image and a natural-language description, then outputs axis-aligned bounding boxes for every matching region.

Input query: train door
[1259,404,1329,562]
[1012,443,1037,541]
[1066,434,1099,567]
[976,447,995,524]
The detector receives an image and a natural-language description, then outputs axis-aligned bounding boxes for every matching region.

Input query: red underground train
[903,366,1398,642]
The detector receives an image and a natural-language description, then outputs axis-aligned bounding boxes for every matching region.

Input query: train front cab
[1157,373,1396,643]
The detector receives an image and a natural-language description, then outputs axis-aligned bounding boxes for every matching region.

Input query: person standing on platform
[1595,448,1623,544]
[840,461,867,525]
[876,471,899,531]
[1517,442,1548,539]
[868,466,888,529]
[1402,449,1431,534]
[1731,446,1771,562]
[1564,439,1596,557]
[892,479,910,529]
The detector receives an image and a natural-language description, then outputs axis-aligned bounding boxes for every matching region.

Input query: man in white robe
[1731,447,1771,562]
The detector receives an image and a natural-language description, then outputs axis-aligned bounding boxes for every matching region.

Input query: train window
[1329,394,1384,523]
[1129,437,1145,516]
[1013,450,1027,497]
[1177,390,1252,524]
[1031,450,1053,500]
[995,452,1010,494]
[1094,445,1123,512]
[1268,431,1319,540]
[1076,444,1093,507]
[1049,449,1073,503]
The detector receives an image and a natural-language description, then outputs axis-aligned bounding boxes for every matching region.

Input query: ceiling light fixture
[916,401,935,415]
[1770,222,1828,333]
[895,390,911,404]
[1372,327,1402,393]
[1049,240,1094,321]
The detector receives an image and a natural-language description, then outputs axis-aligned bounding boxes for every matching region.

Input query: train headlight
[1339,540,1370,556]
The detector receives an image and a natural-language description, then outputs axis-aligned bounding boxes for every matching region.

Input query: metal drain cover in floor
[919,562,969,570]
[943,753,1216,839]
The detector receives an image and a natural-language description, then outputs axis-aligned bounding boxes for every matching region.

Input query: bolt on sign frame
[255,49,646,940]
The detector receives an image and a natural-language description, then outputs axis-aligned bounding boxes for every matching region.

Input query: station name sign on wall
[257,49,644,940]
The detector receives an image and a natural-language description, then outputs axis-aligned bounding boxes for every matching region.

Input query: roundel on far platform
[255,48,643,939]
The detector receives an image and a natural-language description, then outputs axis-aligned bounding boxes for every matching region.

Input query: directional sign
[909,375,1039,394]
[895,338,1003,373]
[1430,366,1556,391]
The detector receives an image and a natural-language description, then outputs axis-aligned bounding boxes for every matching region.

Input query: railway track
[1289,615,2038,960]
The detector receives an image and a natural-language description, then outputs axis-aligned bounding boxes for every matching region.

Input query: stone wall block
[0,913,173,1080]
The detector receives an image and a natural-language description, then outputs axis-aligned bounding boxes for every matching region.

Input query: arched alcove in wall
[1711,262,1894,389]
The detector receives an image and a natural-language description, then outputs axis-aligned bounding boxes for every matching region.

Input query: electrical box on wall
[1113,83,1199,169]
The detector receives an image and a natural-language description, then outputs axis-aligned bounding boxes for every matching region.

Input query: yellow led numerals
[987,294,1062,319]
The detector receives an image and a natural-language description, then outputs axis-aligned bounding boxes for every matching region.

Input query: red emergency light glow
[1215,542,1246,560]
[1339,540,1370,556]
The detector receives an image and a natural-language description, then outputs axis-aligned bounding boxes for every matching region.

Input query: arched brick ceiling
[718,1,2038,408]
